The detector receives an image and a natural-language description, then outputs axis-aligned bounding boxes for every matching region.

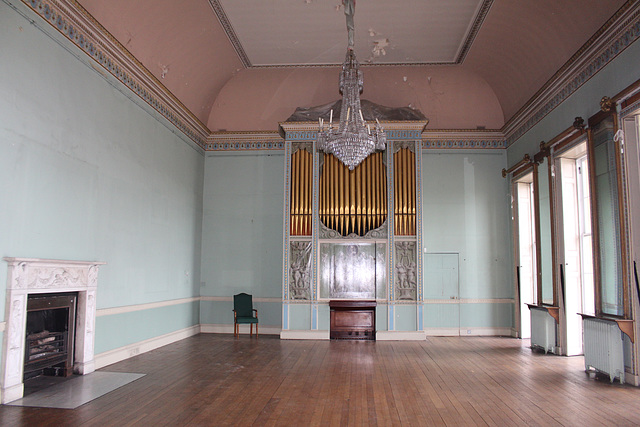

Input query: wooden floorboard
[1,334,639,426]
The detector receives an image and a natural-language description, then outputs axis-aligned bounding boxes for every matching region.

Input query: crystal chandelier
[316,1,386,170]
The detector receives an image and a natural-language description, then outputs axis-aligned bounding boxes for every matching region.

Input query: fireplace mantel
[2,257,105,403]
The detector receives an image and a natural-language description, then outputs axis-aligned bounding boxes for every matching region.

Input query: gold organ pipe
[336,156,339,232]
[366,156,371,231]
[291,150,299,235]
[336,155,340,234]
[302,150,308,234]
[391,148,417,235]
[404,149,409,235]
[396,151,400,235]
[298,151,302,236]
[376,155,387,224]
[403,149,409,235]
[302,151,308,235]
[369,156,375,231]
[332,155,337,234]
[349,168,355,234]
[393,152,398,234]
[376,155,380,227]
[412,149,416,234]
[307,150,312,234]
[400,151,404,234]
[366,156,372,232]
[319,160,324,231]
[374,154,379,226]
[325,155,329,230]
[322,158,327,230]
[298,150,304,235]
[289,149,313,236]
[343,164,347,235]
[317,152,387,237]
[356,162,362,235]
[295,150,300,235]
[398,150,404,235]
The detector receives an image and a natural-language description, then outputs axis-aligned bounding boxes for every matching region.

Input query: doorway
[424,253,459,334]
[513,173,536,339]
[556,142,594,355]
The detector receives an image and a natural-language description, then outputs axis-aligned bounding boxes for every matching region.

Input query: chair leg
[234,322,237,338]
[256,323,259,338]
[250,323,253,337]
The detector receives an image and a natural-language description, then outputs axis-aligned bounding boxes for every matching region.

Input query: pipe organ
[282,119,427,335]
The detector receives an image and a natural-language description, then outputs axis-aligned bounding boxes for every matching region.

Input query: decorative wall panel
[395,241,417,300]
[289,241,312,300]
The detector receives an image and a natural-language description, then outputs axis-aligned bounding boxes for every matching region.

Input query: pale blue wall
[422,150,513,329]
[0,2,204,353]
[200,152,284,327]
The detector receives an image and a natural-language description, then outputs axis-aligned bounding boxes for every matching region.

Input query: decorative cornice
[207,0,251,68]
[17,0,210,149]
[455,0,494,63]
[503,1,640,147]
[422,139,505,149]
[206,126,507,151]
[422,129,506,149]
[279,120,429,134]
[206,131,284,151]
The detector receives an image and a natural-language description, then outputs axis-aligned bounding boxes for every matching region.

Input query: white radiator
[530,308,556,353]
[583,318,625,383]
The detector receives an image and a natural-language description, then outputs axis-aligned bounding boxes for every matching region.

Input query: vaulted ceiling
[76,0,628,132]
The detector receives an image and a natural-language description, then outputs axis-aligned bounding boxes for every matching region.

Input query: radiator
[583,318,625,383]
[530,308,556,353]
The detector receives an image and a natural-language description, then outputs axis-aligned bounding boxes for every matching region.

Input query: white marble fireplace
[1,258,105,403]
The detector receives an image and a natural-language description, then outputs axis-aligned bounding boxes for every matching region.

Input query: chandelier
[316,1,386,170]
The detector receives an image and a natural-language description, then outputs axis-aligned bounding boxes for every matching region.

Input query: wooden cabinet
[329,300,376,340]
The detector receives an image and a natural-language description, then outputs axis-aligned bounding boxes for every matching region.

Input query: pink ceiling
[77,0,628,132]
[208,67,504,132]
[462,0,627,121]
[79,0,242,125]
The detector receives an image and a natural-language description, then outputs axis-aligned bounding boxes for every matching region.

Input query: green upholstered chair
[233,293,259,337]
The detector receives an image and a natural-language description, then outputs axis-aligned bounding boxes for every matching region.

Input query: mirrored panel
[319,242,385,299]
[537,158,554,305]
[591,117,624,316]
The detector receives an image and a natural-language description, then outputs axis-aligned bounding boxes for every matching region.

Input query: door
[559,156,585,355]
[515,177,536,339]
[424,253,459,335]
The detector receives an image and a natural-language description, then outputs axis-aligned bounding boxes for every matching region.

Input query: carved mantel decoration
[1,257,105,404]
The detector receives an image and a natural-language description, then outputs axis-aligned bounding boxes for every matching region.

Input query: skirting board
[424,327,513,337]
[376,331,426,341]
[200,324,281,335]
[94,325,200,370]
[280,330,330,340]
